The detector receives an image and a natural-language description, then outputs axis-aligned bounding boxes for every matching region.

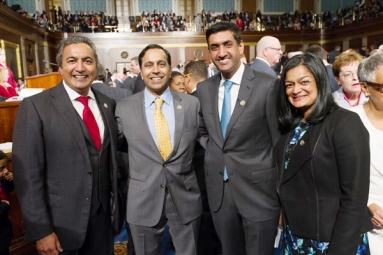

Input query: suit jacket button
[160,184,165,188]
[88,172,92,175]
[85,196,90,200]
[163,163,167,167]
[223,150,227,154]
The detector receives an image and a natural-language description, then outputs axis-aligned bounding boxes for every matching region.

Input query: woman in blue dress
[274,53,373,255]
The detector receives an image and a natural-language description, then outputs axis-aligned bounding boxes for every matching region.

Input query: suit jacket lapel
[49,83,91,165]
[281,121,324,184]
[209,75,224,146]
[282,130,312,184]
[225,66,255,142]
[93,89,112,153]
[168,91,184,161]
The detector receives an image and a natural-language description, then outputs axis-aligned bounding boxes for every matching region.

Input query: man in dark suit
[197,22,280,255]
[250,35,281,77]
[132,72,146,94]
[184,61,222,255]
[116,44,202,255]
[92,63,131,102]
[122,56,140,94]
[91,63,136,255]
[328,45,341,64]
[12,36,121,255]
[114,72,125,89]
[207,61,219,78]
[305,44,339,91]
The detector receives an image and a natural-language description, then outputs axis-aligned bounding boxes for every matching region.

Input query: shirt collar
[220,62,245,86]
[144,86,172,107]
[63,80,96,101]
[256,57,271,67]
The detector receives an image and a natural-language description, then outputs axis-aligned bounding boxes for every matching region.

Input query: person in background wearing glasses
[332,51,369,109]
[250,35,282,78]
[0,150,14,255]
[351,53,383,255]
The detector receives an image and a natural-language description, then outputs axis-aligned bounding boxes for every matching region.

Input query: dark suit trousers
[60,205,113,255]
[211,182,278,255]
[129,190,200,255]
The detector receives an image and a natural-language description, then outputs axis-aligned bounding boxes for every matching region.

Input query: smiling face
[285,65,318,118]
[335,61,361,95]
[208,30,244,79]
[140,48,171,96]
[59,43,96,96]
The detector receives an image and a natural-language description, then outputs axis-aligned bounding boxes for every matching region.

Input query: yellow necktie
[154,98,172,160]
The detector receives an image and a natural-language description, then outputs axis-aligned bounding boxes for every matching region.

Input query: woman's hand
[368,203,383,228]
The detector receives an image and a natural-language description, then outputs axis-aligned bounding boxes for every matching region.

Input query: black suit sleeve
[328,113,370,254]
[132,76,146,94]
[196,86,208,150]
[266,78,280,146]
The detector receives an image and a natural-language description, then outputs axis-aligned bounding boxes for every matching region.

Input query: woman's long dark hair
[277,53,338,134]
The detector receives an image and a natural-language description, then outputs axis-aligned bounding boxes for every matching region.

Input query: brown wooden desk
[0,101,38,255]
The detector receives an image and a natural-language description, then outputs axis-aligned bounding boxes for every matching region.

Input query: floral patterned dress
[280,121,370,255]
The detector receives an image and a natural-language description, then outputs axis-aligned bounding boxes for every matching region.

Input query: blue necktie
[221,80,233,181]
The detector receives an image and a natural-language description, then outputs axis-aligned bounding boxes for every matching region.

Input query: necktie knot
[76,95,101,150]
[154,97,164,109]
[224,80,233,91]
[77,96,89,106]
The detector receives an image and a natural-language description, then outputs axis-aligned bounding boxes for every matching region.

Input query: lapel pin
[177,105,182,110]
[104,103,108,108]
[300,140,305,146]
[240,100,246,106]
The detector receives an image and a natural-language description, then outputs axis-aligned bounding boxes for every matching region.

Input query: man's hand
[36,232,63,255]
[1,200,9,205]
[4,171,13,181]
[369,203,383,228]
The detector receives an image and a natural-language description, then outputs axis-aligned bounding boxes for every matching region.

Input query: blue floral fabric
[280,225,369,255]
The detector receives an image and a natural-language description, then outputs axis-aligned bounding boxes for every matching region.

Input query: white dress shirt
[63,81,105,143]
[218,63,245,120]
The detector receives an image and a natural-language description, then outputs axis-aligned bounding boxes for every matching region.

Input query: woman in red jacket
[0,48,17,89]
[0,67,17,98]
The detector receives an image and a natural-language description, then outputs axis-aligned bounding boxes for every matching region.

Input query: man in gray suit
[250,35,282,77]
[92,63,132,102]
[116,44,202,255]
[198,22,280,255]
[12,36,121,255]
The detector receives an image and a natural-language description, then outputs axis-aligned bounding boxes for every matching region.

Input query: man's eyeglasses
[183,73,192,78]
[362,81,383,93]
[339,72,358,79]
[266,47,282,52]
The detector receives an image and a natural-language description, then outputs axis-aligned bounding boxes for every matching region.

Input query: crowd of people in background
[2,0,383,33]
